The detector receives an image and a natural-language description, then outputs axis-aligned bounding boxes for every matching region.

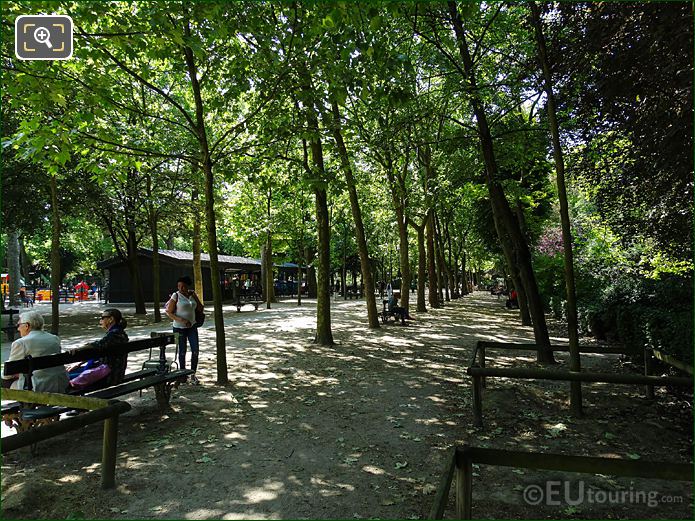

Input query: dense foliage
[1,2,691,359]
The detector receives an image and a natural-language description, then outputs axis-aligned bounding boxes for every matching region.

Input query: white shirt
[171,291,196,325]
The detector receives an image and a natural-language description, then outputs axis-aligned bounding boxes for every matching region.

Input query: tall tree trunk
[313,185,333,344]
[425,211,440,308]
[329,101,379,328]
[151,219,162,322]
[296,260,302,306]
[50,176,61,335]
[531,1,582,411]
[384,145,413,315]
[447,1,554,363]
[265,188,275,307]
[183,21,227,384]
[147,176,161,322]
[7,231,20,308]
[410,220,428,313]
[127,227,147,314]
[299,71,333,344]
[435,214,453,302]
[18,237,29,280]
[192,189,204,301]
[461,252,468,296]
[264,237,275,308]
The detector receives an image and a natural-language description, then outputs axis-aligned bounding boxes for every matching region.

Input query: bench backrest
[3,334,175,377]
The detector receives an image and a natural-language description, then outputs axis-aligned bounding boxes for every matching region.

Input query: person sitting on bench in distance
[2,310,69,392]
[505,289,519,309]
[388,291,408,325]
[67,308,129,388]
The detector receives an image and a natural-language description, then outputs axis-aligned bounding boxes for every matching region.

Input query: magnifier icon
[33,26,52,48]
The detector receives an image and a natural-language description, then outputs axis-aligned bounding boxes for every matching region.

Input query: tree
[530,2,582,413]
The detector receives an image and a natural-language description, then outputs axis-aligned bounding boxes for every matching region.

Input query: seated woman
[67,308,129,389]
[1,311,69,392]
[388,292,408,325]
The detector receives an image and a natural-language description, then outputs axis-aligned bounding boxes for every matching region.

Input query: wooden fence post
[472,375,483,428]
[644,348,655,399]
[479,345,486,388]
[455,449,473,519]
[101,415,119,489]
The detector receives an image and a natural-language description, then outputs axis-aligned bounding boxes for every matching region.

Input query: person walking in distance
[165,276,204,385]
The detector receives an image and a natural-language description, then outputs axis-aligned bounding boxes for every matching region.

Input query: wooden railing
[644,347,693,398]
[430,446,693,519]
[1,389,131,489]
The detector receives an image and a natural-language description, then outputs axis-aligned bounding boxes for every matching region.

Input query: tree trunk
[411,221,428,313]
[530,1,582,411]
[192,189,204,301]
[147,176,161,322]
[448,1,554,363]
[126,227,147,314]
[313,185,334,345]
[425,211,440,308]
[50,175,61,335]
[150,214,162,322]
[299,73,334,344]
[19,237,29,280]
[384,146,413,315]
[264,237,275,308]
[183,20,227,384]
[296,260,302,306]
[435,214,453,302]
[7,231,21,308]
[329,101,379,328]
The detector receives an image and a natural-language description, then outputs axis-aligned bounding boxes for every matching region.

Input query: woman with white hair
[1,310,69,392]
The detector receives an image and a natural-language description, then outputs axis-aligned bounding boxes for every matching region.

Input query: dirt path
[1,293,692,519]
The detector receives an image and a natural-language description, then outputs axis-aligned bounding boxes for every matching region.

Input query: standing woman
[165,276,203,385]
[1,310,69,392]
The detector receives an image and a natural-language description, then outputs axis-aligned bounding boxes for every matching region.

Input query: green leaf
[369,16,382,32]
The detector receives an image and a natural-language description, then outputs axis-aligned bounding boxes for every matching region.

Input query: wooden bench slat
[3,335,175,376]
[85,370,194,400]
[121,368,159,383]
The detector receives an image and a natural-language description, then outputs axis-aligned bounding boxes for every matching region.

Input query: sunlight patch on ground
[243,480,284,503]
[362,465,385,475]
[224,431,247,441]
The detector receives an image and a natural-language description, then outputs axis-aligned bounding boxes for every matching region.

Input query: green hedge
[534,254,693,364]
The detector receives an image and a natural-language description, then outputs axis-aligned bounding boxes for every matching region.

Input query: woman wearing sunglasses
[67,308,129,389]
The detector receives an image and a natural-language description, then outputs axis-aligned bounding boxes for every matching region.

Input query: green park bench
[1,333,193,433]
[235,291,263,312]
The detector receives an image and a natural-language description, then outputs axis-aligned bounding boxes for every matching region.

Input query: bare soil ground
[1,292,692,519]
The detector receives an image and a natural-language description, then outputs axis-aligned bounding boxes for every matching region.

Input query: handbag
[69,363,111,389]
[194,307,205,328]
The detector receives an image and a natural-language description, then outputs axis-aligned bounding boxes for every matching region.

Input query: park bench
[429,445,693,519]
[1,390,131,489]
[1,333,193,432]
[346,289,362,299]
[466,340,693,427]
[235,291,263,312]
[380,299,404,324]
[1,308,20,342]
